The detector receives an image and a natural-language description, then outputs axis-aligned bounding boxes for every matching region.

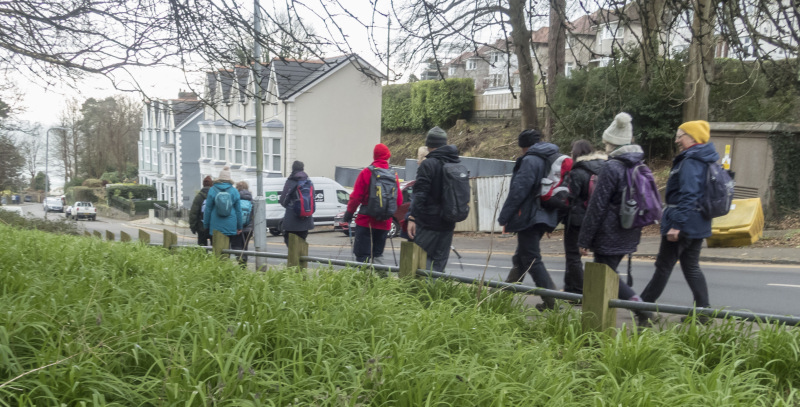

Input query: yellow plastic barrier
[707,198,764,248]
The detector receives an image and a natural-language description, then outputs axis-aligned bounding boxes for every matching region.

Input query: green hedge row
[382,78,474,132]
[109,195,166,215]
[106,184,157,200]
[65,187,100,204]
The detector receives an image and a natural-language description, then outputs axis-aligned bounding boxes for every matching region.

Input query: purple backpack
[619,161,662,229]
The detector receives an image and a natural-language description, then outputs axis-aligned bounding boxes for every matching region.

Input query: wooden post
[581,262,620,333]
[120,231,131,242]
[212,230,230,259]
[105,230,115,241]
[163,229,178,250]
[93,230,102,239]
[138,230,150,244]
[399,241,426,279]
[287,233,308,269]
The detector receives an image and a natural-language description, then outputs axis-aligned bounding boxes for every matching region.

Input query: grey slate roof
[235,66,250,103]
[172,100,203,128]
[219,70,235,103]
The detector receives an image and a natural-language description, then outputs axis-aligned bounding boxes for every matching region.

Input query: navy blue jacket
[578,145,645,255]
[498,142,560,233]
[661,142,720,239]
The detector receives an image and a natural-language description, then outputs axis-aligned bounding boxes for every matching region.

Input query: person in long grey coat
[279,161,315,246]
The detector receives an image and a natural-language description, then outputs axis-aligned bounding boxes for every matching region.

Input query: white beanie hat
[217,166,232,183]
[602,112,633,146]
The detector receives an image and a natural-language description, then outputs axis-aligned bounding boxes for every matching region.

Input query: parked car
[65,205,72,218]
[24,195,32,203]
[43,197,64,213]
[334,180,415,238]
[69,201,97,221]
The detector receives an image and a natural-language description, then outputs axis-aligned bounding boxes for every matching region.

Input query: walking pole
[451,245,465,272]
[389,233,398,266]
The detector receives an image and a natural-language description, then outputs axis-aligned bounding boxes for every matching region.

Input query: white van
[248,177,350,235]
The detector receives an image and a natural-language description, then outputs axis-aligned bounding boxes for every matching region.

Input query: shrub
[65,186,99,203]
[100,171,121,184]
[82,178,104,188]
[382,78,474,132]
[105,184,157,200]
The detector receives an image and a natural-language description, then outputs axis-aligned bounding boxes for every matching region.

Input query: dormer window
[466,59,477,70]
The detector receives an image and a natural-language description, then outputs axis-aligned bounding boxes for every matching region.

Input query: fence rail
[127,228,800,330]
[154,203,189,225]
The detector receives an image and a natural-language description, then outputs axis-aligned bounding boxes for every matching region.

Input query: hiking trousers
[352,225,389,263]
[592,253,637,300]
[640,236,710,308]
[413,227,453,272]
[563,224,584,294]
[506,225,557,306]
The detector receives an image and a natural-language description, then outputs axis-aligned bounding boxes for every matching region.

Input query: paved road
[20,203,800,317]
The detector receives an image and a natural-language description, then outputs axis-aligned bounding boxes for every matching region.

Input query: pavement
[126,218,800,265]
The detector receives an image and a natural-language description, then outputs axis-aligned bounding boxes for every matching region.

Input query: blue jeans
[352,225,389,263]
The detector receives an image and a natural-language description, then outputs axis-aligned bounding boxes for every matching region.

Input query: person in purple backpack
[280,161,315,247]
[640,121,716,323]
[578,112,654,326]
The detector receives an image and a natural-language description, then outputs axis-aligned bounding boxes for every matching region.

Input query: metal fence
[153,203,190,225]
[150,229,800,329]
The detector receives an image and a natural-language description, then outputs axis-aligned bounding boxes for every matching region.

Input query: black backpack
[359,166,398,221]
[440,162,471,223]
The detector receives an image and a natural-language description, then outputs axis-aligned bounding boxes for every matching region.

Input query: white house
[198,54,386,187]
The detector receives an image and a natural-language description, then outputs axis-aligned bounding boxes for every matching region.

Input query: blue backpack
[240,199,253,226]
[214,187,233,217]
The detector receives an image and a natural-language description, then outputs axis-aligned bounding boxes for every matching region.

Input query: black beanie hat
[426,126,448,149]
[518,129,542,148]
[292,160,304,172]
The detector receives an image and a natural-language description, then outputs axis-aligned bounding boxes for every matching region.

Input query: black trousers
[592,253,636,300]
[352,225,388,263]
[506,225,557,305]
[230,231,251,265]
[197,230,211,246]
[414,227,453,272]
[563,224,584,294]
[640,236,710,308]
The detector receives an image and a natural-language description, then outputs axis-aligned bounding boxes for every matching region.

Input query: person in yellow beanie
[678,120,710,144]
[639,120,718,322]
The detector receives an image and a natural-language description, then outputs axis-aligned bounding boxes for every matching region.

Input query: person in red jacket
[343,143,402,263]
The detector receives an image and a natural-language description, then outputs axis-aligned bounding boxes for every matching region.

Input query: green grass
[1,224,799,405]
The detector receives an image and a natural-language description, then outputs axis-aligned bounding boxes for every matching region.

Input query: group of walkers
[188,167,254,265]
[500,113,720,325]
[188,113,722,326]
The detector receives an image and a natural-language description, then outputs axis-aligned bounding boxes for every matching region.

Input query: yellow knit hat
[678,120,710,144]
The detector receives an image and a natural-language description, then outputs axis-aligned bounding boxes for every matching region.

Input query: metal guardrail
[149,231,800,328]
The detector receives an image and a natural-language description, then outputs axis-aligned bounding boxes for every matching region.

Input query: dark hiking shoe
[634,310,655,328]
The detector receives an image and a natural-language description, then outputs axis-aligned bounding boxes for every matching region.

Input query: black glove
[343,211,354,223]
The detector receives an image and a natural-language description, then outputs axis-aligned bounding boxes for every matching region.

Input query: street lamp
[45,126,69,220]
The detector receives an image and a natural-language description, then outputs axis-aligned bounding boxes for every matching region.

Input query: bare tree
[545,0,567,138]
[389,0,546,130]
[55,99,82,184]
[18,124,44,181]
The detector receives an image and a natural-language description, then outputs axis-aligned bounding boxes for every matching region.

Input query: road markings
[768,284,800,288]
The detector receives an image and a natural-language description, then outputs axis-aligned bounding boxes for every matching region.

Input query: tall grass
[1,224,799,405]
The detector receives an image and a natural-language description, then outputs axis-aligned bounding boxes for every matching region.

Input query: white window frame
[603,23,624,40]
[206,133,213,159]
[490,52,501,64]
[565,62,574,78]
[565,34,572,49]
[233,135,243,164]
[145,147,150,164]
[271,138,281,172]
[448,66,457,76]
[249,136,257,167]
[217,133,226,161]
[466,59,477,70]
